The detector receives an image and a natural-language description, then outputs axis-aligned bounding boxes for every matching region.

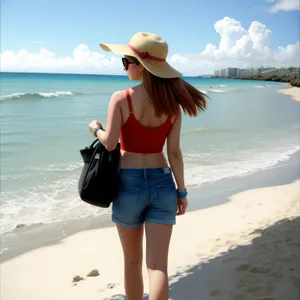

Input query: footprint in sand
[87,269,100,277]
[249,266,271,274]
[72,275,84,286]
[72,275,84,283]
[235,263,251,271]
[98,283,119,292]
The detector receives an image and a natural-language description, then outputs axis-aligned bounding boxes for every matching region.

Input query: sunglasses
[122,57,139,71]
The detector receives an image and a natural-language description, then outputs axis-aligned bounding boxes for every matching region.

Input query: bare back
[119,85,174,169]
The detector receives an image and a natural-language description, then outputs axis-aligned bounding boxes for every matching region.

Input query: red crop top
[119,89,172,154]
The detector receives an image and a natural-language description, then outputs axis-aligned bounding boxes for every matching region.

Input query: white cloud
[169,17,298,75]
[1,17,299,76]
[0,44,122,74]
[267,0,300,13]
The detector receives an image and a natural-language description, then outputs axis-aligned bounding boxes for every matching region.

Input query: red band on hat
[128,45,165,62]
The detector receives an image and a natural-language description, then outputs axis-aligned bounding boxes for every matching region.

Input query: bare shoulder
[111,90,126,102]
[110,85,142,104]
[108,90,127,108]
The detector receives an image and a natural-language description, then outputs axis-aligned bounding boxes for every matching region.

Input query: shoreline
[1,149,299,263]
[1,155,299,299]
[1,78,299,242]
[210,74,300,88]
[277,87,300,103]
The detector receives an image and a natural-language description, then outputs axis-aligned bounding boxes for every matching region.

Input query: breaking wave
[0,91,83,101]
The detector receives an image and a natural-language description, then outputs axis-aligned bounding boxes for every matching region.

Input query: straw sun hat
[99,32,182,79]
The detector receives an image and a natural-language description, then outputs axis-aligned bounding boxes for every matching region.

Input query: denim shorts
[112,168,177,228]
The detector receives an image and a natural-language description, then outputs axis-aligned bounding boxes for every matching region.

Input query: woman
[89,32,207,300]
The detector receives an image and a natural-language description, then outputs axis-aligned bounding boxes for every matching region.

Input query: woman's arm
[89,91,124,151]
[166,110,185,192]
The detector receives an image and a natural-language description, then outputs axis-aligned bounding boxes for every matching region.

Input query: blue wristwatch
[93,126,101,136]
[177,188,188,198]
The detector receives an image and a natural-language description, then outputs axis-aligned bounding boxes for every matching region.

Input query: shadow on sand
[102,217,300,300]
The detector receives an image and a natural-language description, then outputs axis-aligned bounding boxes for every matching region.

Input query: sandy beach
[278,87,300,102]
[1,152,300,300]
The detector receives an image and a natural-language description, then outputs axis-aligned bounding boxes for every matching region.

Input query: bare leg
[145,222,173,300]
[116,224,144,300]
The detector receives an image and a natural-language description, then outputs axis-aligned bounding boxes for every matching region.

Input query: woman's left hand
[89,120,102,136]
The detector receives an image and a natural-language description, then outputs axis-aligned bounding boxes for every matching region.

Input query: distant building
[214,70,221,77]
[249,68,259,76]
[213,67,299,78]
[226,68,238,77]
[237,69,247,77]
[258,67,274,74]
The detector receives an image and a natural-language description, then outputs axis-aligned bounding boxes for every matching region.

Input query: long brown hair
[125,55,207,117]
[142,69,207,117]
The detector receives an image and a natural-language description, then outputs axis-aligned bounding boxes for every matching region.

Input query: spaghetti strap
[125,89,133,114]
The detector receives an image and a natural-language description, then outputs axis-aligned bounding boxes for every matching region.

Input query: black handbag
[78,137,120,208]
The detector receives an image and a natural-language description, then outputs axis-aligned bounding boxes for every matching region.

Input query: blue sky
[1,0,299,75]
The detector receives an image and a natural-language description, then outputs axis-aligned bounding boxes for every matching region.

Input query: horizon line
[0,71,213,77]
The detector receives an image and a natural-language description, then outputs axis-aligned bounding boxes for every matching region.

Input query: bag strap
[125,89,133,114]
[90,139,100,148]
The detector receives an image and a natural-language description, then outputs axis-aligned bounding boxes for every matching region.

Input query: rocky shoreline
[211,74,300,87]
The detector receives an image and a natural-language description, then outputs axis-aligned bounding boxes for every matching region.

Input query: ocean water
[1,72,299,235]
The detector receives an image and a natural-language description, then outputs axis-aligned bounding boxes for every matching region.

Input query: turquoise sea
[1,72,299,235]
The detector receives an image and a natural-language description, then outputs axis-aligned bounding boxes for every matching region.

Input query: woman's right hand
[176,197,188,215]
